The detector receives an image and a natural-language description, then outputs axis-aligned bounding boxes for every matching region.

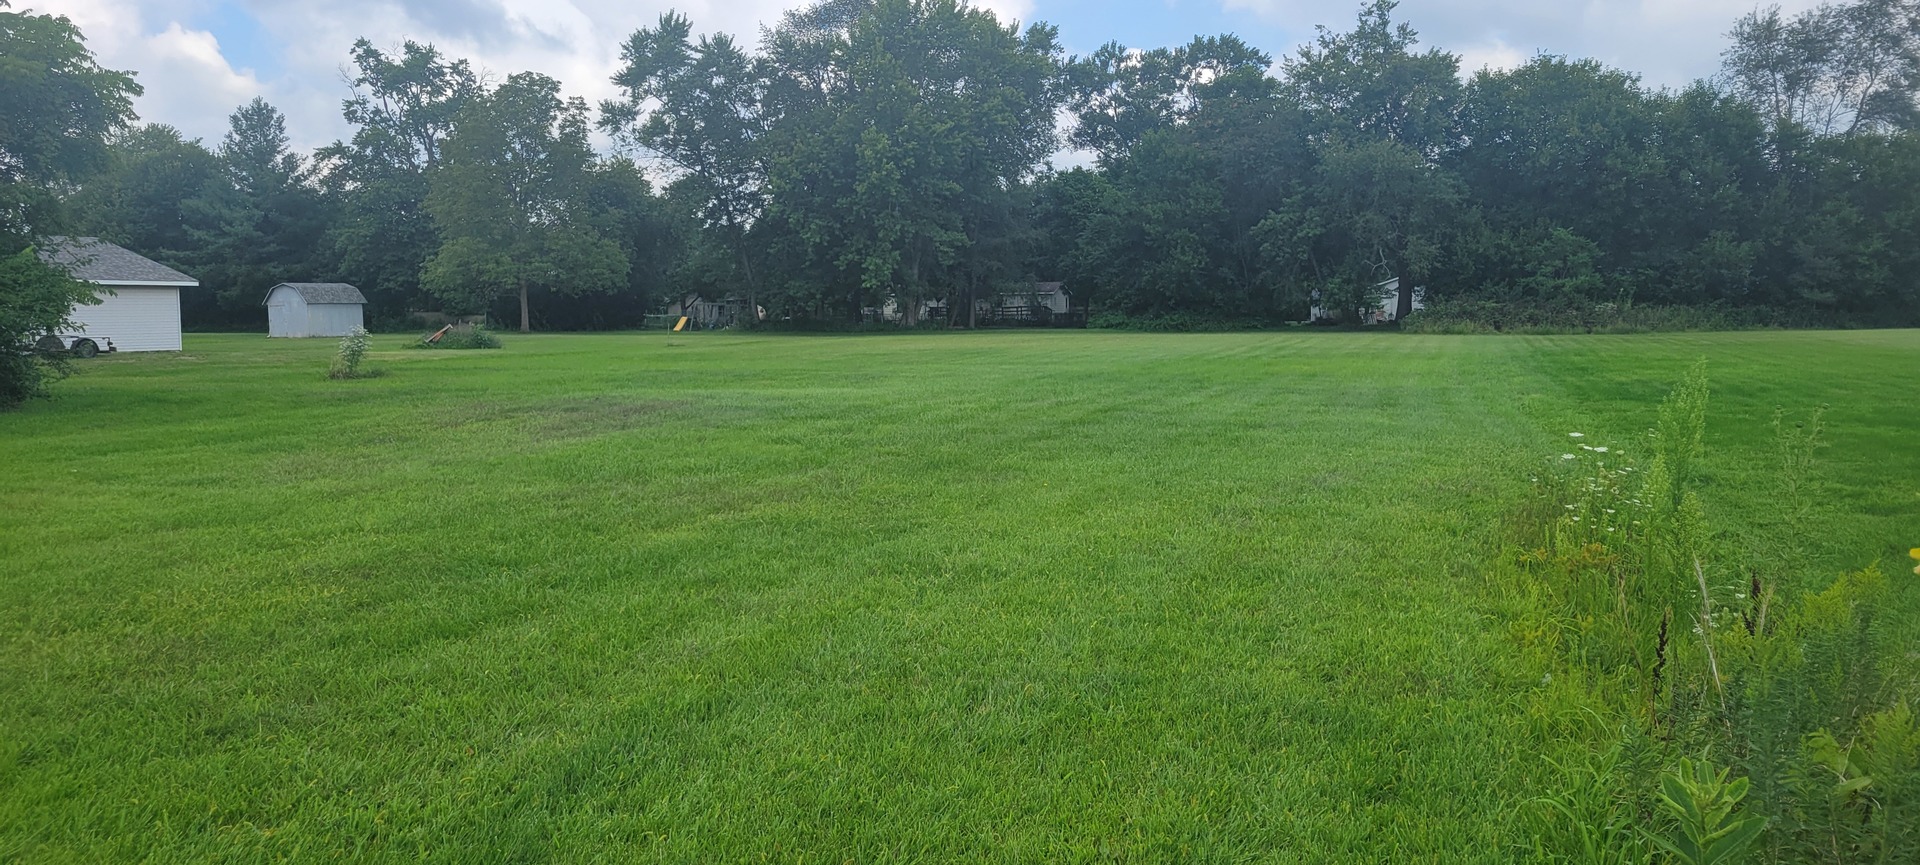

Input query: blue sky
[43,0,1819,153]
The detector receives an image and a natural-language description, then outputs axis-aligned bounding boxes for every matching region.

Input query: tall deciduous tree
[602,13,769,316]
[0,0,140,250]
[1066,34,1273,162]
[67,124,221,262]
[317,39,481,320]
[424,72,628,332]
[0,0,135,406]
[1282,0,1464,318]
[756,0,1063,323]
[1722,0,1920,136]
[1283,0,1462,155]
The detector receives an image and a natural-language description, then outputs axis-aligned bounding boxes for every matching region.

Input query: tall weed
[1512,363,1914,864]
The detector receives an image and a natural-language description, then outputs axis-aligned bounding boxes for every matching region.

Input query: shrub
[412,324,501,350]
[1086,310,1274,331]
[327,327,381,379]
[0,246,98,409]
[1401,299,1852,334]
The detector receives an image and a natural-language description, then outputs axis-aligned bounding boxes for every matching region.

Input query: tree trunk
[737,241,759,328]
[901,249,921,328]
[1394,266,1414,321]
[519,281,531,333]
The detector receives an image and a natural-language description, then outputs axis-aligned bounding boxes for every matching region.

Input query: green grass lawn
[2,330,1914,862]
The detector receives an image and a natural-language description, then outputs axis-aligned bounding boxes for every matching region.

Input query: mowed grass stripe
[2,330,1912,862]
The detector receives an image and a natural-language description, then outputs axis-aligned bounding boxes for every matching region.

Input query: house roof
[38,236,198,286]
[1033,281,1066,295]
[267,282,367,305]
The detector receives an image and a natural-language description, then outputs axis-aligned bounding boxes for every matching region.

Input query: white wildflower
[1569,432,1585,438]
[1562,454,1577,460]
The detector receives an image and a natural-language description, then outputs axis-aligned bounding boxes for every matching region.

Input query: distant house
[1001,281,1071,317]
[37,236,196,352]
[875,296,944,323]
[264,283,367,338]
[978,281,1079,327]
[668,293,762,328]
[1310,277,1426,324]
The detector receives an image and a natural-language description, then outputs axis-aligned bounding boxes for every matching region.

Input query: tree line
[10,0,1920,337]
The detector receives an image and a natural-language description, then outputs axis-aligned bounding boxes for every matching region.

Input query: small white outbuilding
[264,283,367,338]
[39,236,195,352]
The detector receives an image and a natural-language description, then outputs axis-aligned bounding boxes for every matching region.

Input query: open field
[2,330,1915,862]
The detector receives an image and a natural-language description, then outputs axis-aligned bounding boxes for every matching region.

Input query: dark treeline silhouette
[44,0,1920,330]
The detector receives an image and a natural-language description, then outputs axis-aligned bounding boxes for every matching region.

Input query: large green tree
[67,125,221,260]
[423,72,628,332]
[316,39,481,321]
[0,0,140,249]
[1280,0,1465,318]
[1722,0,1920,136]
[0,1,136,407]
[1065,34,1274,162]
[180,98,331,326]
[603,13,769,316]
[754,0,1063,323]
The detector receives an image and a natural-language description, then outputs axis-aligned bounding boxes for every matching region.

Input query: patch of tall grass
[1511,363,1916,863]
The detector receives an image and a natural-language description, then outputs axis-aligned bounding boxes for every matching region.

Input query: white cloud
[35,0,806,151]
[37,0,263,146]
[972,0,1037,26]
[1454,37,1525,77]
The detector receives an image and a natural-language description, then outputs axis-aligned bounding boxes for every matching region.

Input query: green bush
[0,247,99,409]
[412,324,501,349]
[1086,310,1275,331]
[1401,299,1851,334]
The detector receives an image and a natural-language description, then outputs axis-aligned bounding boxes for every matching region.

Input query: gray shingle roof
[38,236,197,285]
[268,283,367,305]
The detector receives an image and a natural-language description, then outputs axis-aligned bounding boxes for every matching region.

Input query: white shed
[264,283,367,338]
[38,236,195,352]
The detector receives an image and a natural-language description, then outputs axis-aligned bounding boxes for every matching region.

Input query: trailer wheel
[35,335,66,354]
[72,339,99,359]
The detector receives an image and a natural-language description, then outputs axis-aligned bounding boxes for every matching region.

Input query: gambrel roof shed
[266,283,368,305]
[263,282,367,338]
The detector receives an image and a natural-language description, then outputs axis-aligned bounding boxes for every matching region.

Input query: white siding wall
[305,303,364,337]
[68,287,182,352]
[266,286,308,337]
